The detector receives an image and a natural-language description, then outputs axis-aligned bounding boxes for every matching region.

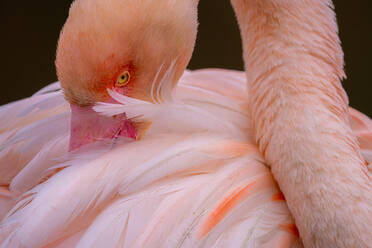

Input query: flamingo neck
[231,0,372,247]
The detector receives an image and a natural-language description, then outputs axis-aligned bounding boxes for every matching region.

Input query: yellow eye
[116,71,130,87]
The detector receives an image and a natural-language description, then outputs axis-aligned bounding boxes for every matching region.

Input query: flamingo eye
[116,71,130,87]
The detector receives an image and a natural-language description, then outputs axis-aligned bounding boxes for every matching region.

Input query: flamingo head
[56,0,198,150]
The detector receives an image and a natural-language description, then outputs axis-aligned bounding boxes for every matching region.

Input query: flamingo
[0,0,371,247]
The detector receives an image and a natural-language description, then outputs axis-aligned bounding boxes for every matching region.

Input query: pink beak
[69,104,137,151]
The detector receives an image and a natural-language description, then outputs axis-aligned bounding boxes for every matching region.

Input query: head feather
[56,0,198,105]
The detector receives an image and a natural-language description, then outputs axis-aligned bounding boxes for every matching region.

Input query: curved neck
[231,0,372,247]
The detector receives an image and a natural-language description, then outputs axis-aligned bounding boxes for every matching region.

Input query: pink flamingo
[0,0,371,247]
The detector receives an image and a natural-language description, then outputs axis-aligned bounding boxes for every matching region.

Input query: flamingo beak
[69,104,137,151]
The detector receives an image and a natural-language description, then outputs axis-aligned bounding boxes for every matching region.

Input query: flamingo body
[0,69,371,247]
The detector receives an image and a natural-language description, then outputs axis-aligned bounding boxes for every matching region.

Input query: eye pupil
[116,71,130,87]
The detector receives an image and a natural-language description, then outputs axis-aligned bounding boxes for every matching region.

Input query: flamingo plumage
[0,0,371,247]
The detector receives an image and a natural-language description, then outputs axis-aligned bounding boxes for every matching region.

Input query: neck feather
[231,0,372,247]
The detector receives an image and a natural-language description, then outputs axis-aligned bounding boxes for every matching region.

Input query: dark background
[0,1,371,116]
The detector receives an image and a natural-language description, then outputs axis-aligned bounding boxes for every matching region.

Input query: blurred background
[0,0,371,116]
